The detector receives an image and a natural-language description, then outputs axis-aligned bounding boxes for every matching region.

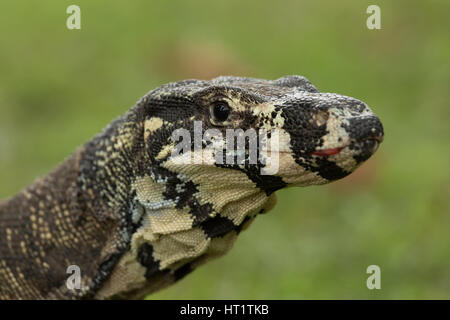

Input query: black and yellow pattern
[0,76,383,299]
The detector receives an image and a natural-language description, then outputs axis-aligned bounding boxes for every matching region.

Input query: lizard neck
[95,162,274,299]
[0,105,148,299]
[78,105,147,214]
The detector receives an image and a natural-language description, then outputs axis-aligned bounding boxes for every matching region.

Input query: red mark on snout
[311,147,343,156]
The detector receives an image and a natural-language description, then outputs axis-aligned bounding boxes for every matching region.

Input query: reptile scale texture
[0,76,384,299]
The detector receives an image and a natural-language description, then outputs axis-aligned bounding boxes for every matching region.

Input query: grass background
[0,0,449,299]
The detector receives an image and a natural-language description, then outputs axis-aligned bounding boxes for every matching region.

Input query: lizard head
[100,75,383,298]
[142,75,383,192]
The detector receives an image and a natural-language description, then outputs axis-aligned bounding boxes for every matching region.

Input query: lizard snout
[343,115,384,143]
[343,115,384,162]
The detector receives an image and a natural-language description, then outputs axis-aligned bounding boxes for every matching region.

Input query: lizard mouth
[311,147,343,157]
[310,138,381,157]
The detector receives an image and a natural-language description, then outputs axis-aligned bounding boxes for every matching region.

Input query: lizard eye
[211,102,230,122]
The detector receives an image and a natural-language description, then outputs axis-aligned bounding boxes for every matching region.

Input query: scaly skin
[0,76,383,299]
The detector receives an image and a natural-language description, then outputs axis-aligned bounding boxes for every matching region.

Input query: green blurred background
[0,0,449,299]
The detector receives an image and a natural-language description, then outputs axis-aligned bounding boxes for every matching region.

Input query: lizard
[0,75,384,299]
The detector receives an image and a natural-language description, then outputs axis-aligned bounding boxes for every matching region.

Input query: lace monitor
[0,75,384,299]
